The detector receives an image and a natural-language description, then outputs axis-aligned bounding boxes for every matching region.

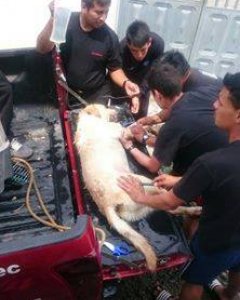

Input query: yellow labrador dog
[75,104,158,271]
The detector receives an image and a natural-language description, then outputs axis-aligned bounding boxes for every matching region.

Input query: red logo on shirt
[91,51,103,57]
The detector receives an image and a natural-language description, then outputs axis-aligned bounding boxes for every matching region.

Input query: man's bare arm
[36,2,55,54]
[119,134,160,173]
[118,175,184,211]
[137,108,170,126]
[109,69,140,113]
[36,17,55,54]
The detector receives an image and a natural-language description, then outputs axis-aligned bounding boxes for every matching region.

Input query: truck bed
[0,92,75,248]
[68,109,191,278]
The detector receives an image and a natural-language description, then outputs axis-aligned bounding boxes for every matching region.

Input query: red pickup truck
[0,49,191,300]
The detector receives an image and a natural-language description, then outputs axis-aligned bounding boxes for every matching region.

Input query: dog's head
[82,104,118,122]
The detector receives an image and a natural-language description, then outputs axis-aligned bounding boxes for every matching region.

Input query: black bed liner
[0,102,75,243]
[69,109,191,268]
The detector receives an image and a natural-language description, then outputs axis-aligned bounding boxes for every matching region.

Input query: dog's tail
[104,206,157,271]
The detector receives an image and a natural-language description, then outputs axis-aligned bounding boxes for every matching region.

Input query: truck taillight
[55,258,103,300]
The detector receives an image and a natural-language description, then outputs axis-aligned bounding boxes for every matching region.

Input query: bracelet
[126,144,135,152]
[122,79,130,89]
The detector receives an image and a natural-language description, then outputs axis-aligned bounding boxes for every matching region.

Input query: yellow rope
[11,157,109,244]
[12,157,70,231]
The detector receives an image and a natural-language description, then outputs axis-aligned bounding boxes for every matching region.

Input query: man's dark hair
[126,20,151,48]
[148,63,182,98]
[223,72,240,109]
[82,0,111,9]
[160,50,190,77]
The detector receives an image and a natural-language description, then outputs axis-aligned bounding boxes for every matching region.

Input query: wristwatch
[126,144,135,152]
[142,133,149,144]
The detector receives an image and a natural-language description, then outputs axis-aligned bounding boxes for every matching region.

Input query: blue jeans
[182,233,240,285]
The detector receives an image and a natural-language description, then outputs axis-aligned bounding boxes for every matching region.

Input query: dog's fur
[75,104,158,270]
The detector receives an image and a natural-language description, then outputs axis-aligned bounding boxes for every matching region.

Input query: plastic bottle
[50,0,71,44]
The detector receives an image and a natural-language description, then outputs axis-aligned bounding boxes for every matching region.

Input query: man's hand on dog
[118,175,145,203]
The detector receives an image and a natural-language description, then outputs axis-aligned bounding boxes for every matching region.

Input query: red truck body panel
[0,217,102,300]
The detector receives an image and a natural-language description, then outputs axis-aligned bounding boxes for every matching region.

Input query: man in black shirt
[118,20,164,119]
[118,72,240,300]
[120,63,228,177]
[121,21,164,85]
[36,0,140,111]
[137,50,222,125]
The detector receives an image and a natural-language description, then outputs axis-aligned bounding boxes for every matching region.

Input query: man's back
[184,68,222,93]
[153,87,228,175]
[200,141,240,251]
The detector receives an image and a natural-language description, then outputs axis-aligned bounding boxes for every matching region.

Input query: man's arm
[119,135,161,173]
[137,112,163,126]
[128,123,157,147]
[118,157,213,212]
[118,175,184,211]
[36,18,55,54]
[36,2,55,54]
[109,69,140,113]
[154,174,182,190]
[137,108,170,126]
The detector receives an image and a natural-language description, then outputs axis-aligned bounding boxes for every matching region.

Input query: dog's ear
[83,105,101,118]
[83,104,117,121]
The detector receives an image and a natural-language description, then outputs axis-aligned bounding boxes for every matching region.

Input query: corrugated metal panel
[206,0,240,9]
[117,0,240,77]
[117,0,202,58]
[189,6,240,77]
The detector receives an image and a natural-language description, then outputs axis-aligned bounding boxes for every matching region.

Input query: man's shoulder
[150,32,164,46]
[149,32,164,55]
[189,68,222,89]
[150,32,163,42]
[162,111,185,132]
[68,12,80,28]
[169,92,211,123]
[181,89,216,106]
[100,23,118,39]
[199,140,240,169]
[171,93,197,113]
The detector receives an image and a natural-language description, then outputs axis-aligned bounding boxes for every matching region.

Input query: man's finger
[117,178,130,190]
[131,97,140,114]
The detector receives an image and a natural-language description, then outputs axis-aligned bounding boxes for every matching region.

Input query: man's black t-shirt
[173,141,240,253]
[153,87,228,175]
[184,69,222,93]
[120,32,164,85]
[60,13,122,94]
